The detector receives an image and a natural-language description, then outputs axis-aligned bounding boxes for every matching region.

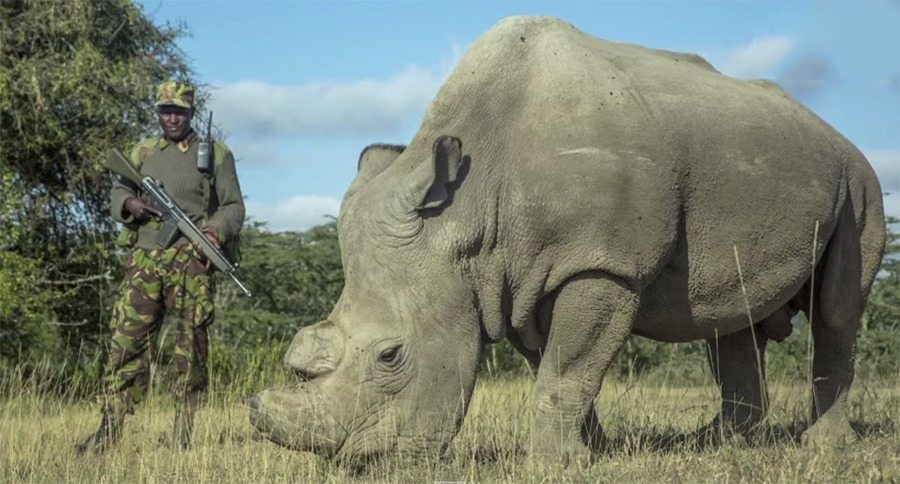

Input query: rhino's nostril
[293,368,315,382]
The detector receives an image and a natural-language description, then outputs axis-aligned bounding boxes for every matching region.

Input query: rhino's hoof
[800,418,858,449]
[527,442,597,469]
[695,418,755,450]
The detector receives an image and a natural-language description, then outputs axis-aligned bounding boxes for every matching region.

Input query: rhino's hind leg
[529,272,638,465]
[700,324,769,446]
[802,300,861,448]
[802,197,864,449]
[802,315,860,448]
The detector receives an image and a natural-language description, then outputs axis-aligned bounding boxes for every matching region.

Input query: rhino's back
[410,17,852,335]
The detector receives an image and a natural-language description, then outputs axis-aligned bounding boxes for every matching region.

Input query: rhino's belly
[631,249,813,342]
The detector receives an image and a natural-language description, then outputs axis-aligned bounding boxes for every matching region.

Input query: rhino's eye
[378,345,402,365]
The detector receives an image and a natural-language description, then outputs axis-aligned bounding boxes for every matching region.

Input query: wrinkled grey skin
[251,16,885,464]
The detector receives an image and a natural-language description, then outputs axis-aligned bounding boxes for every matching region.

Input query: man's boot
[74,407,124,455]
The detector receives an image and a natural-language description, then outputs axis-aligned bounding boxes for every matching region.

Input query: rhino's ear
[357,143,406,185]
[414,135,463,210]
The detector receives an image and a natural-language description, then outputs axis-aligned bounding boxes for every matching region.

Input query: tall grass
[2,357,898,483]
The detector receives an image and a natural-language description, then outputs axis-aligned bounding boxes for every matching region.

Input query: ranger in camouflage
[76,81,246,454]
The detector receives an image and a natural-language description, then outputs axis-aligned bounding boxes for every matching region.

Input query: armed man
[76,80,246,454]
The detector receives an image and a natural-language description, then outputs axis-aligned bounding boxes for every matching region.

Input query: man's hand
[124,196,161,221]
[194,229,220,268]
[203,230,220,249]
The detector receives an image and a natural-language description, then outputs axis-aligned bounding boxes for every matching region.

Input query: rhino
[250,16,885,464]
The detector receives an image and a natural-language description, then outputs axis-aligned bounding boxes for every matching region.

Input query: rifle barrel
[106,149,143,184]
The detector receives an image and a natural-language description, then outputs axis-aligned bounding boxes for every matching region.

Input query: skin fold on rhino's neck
[415,167,525,345]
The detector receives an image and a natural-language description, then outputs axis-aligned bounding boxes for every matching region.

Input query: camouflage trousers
[100,244,215,416]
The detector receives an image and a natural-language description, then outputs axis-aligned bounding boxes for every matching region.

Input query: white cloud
[207,43,467,141]
[246,195,342,232]
[865,149,900,192]
[884,73,900,93]
[719,36,794,79]
[209,66,444,139]
[884,193,900,219]
[776,55,832,99]
[228,138,296,166]
[864,149,900,219]
[441,42,469,76]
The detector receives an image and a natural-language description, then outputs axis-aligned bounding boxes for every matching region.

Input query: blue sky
[138,0,900,231]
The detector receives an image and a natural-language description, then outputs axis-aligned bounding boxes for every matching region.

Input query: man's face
[157,105,193,142]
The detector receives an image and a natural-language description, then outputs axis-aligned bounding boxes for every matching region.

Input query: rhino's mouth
[250,387,452,464]
[249,386,348,457]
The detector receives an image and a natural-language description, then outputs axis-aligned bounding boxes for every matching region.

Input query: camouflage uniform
[78,81,244,454]
[102,244,214,418]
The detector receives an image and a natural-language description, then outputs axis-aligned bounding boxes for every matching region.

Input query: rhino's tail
[816,158,886,329]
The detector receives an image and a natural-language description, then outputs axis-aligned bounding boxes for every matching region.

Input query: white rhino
[250,16,885,464]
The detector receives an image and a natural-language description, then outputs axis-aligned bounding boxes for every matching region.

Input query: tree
[214,222,345,346]
[858,216,900,376]
[0,0,194,363]
[0,251,55,361]
[864,216,900,330]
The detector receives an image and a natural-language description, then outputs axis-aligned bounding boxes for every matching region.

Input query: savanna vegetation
[1,1,898,482]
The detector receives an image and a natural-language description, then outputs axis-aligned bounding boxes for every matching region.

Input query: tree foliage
[0,251,56,360]
[0,0,193,359]
[857,216,900,375]
[864,216,900,331]
[147,222,345,389]
[214,222,344,346]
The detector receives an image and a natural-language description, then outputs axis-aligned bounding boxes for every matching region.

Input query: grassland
[2,363,898,484]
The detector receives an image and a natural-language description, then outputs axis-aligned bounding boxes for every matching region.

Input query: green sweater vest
[109,135,245,250]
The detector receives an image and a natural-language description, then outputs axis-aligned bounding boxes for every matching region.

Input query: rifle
[106,148,252,297]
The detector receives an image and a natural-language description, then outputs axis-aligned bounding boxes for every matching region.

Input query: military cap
[156,80,194,108]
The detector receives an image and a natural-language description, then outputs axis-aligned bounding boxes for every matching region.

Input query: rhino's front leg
[529,272,638,466]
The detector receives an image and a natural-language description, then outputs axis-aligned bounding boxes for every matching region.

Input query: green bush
[479,340,533,378]
[857,326,900,378]
[0,251,58,360]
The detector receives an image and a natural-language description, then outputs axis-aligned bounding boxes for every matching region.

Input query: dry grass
[1,373,898,483]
